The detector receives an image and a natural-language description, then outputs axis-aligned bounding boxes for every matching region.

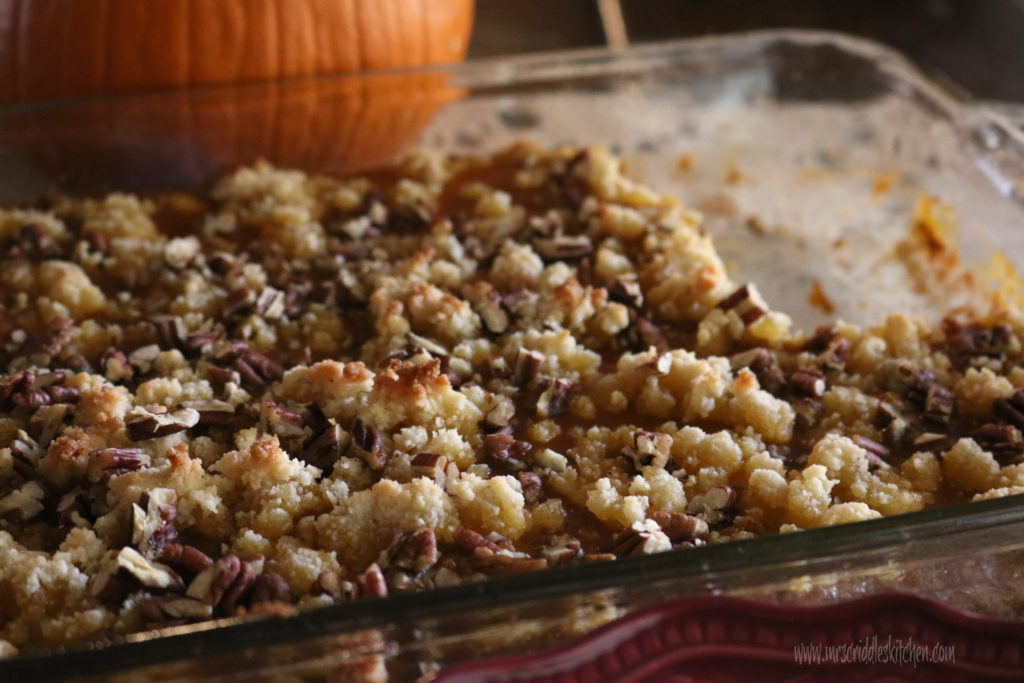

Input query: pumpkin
[5,71,463,198]
[0,0,474,104]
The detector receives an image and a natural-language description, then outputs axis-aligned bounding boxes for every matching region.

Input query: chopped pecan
[481,400,515,433]
[535,378,574,418]
[45,383,80,404]
[184,330,220,358]
[816,337,851,372]
[789,369,826,397]
[532,234,593,260]
[716,283,768,325]
[254,288,286,319]
[312,570,356,601]
[188,554,255,614]
[792,398,825,431]
[250,572,293,606]
[851,434,891,468]
[410,452,460,487]
[126,406,200,441]
[159,544,213,578]
[923,384,954,426]
[512,348,545,386]
[482,433,531,463]
[648,511,709,543]
[27,405,70,448]
[911,432,955,453]
[611,519,672,557]
[57,489,93,528]
[10,429,43,478]
[874,402,900,429]
[730,347,774,374]
[608,277,644,308]
[406,332,448,357]
[356,563,388,599]
[132,488,178,552]
[204,363,240,391]
[352,419,386,471]
[622,430,672,471]
[803,325,839,353]
[101,349,134,383]
[139,595,212,624]
[185,399,237,426]
[385,528,439,574]
[686,486,738,527]
[92,547,184,603]
[128,344,161,374]
[260,400,308,437]
[472,289,509,335]
[301,419,348,472]
[89,447,148,483]
[150,315,187,351]
[994,393,1024,431]
[453,528,502,555]
[517,472,543,503]
[629,312,669,351]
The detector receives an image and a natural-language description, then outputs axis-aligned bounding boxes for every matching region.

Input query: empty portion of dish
[2,144,1023,655]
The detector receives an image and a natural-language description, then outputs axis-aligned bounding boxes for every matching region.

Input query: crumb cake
[2,144,1024,654]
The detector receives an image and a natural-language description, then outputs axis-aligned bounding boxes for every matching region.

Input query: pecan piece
[101,349,134,383]
[301,419,348,473]
[482,433,531,463]
[611,519,672,557]
[89,447,148,483]
[608,277,644,308]
[150,315,187,351]
[159,544,213,578]
[513,348,545,387]
[132,488,178,552]
[622,430,672,471]
[128,344,161,374]
[254,288,287,319]
[686,486,738,527]
[140,595,212,624]
[185,399,236,426]
[789,369,826,397]
[352,419,386,471]
[481,400,515,433]
[259,400,308,437]
[716,283,768,325]
[517,472,543,503]
[188,554,256,614]
[92,547,184,603]
[125,406,200,441]
[630,312,669,352]
[535,378,574,418]
[28,405,69,448]
[312,570,356,601]
[649,511,709,543]
[356,563,388,599]
[250,572,293,606]
[385,528,439,574]
[532,234,593,260]
[410,452,460,487]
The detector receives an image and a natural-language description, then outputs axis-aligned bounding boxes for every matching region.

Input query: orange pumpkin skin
[0,0,474,104]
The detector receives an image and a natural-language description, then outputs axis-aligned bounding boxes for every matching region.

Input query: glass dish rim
[5,28,1024,677]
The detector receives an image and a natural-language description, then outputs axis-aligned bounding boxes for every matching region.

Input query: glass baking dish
[5,29,1024,681]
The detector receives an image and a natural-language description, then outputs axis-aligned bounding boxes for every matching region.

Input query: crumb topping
[1,143,1023,654]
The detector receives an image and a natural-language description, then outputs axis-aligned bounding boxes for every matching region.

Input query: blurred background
[470,0,1024,101]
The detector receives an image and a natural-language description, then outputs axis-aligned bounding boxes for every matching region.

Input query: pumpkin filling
[1,144,1023,653]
